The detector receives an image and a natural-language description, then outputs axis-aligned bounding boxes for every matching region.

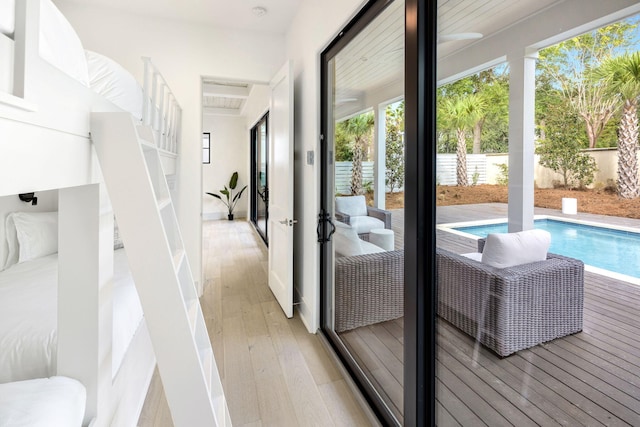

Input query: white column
[373,104,387,209]
[507,49,538,232]
[58,184,113,425]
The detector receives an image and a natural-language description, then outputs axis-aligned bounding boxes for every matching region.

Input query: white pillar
[373,104,387,209]
[58,184,113,425]
[507,49,537,232]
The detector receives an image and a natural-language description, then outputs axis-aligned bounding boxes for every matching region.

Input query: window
[202,132,211,164]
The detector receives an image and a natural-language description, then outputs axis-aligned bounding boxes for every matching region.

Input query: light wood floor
[341,203,640,426]
[138,219,372,427]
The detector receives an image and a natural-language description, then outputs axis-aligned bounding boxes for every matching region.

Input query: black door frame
[250,112,269,244]
[404,0,437,425]
[319,0,436,425]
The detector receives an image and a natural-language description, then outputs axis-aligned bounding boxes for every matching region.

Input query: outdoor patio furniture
[436,234,584,357]
[332,221,403,332]
[334,249,404,333]
[335,195,392,240]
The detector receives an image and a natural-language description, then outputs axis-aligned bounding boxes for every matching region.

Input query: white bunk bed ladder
[90,112,231,427]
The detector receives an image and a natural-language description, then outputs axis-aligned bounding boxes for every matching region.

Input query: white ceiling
[57,0,304,34]
[65,0,605,116]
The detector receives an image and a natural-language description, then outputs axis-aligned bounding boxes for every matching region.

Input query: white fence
[436,154,488,185]
[336,149,634,193]
[335,161,374,194]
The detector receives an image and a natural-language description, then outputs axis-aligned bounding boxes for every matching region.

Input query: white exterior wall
[285,0,366,332]
[202,115,250,220]
[55,1,286,290]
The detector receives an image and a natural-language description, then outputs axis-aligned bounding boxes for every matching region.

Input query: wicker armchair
[334,250,404,333]
[335,195,391,240]
[436,243,584,357]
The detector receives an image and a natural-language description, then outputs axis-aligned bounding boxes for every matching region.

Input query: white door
[268,61,295,318]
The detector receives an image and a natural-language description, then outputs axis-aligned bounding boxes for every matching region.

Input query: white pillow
[333,222,385,257]
[334,222,362,257]
[3,213,19,270]
[11,211,58,263]
[335,196,368,217]
[0,0,15,36]
[85,50,143,120]
[461,252,483,262]
[38,0,90,86]
[481,229,551,268]
[114,219,124,250]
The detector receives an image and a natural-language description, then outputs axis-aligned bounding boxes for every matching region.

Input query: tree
[439,94,486,186]
[597,52,640,199]
[437,68,510,154]
[538,20,637,149]
[385,102,405,193]
[536,136,597,189]
[334,123,353,161]
[338,112,374,195]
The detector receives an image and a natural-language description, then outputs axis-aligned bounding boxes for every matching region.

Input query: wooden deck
[341,203,640,426]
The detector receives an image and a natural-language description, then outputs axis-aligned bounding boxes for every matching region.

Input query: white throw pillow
[11,211,58,264]
[334,222,386,257]
[0,0,15,36]
[335,196,368,217]
[3,213,19,270]
[359,240,386,255]
[481,229,551,268]
[461,252,483,262]
[334,222,363,257]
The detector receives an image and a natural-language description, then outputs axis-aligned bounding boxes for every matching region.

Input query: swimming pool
[443,217,640,281]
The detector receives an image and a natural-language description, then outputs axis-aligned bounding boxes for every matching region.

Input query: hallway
[138,220,372,426]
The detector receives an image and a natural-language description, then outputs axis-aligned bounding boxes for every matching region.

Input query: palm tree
[440,94,486,186]
[338,112,374,195]
[597,52,640,199]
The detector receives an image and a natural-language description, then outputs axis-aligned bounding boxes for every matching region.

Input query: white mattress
[0,376,86,427]
[0,249,143,383]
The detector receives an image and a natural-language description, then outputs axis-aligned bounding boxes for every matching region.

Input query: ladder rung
[199,346,213,392]
[173,248,185,270]
[157,197,171,211]
[187,299,199,333]
[140,139,156,151]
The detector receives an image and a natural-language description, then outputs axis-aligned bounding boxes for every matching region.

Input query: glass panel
[434,2,640,425]
[251,115,268,243]
[202,133,210,164]
[324,0,405,424]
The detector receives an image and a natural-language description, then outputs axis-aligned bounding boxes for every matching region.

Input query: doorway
[251,113,269,244]
[320,0,405,424]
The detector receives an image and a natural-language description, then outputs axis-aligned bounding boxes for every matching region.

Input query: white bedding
[0,376,86,427]
[0,248,143,382]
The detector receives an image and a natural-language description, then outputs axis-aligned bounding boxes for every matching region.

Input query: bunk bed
[0,1,183,425]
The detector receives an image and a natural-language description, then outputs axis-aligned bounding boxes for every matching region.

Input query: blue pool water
[455,219,640,279]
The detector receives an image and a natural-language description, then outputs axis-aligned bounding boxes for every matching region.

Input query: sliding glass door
[320,0,406,424]
[251,113,269,243]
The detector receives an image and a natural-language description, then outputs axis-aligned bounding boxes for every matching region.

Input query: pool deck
[343,203,640,424]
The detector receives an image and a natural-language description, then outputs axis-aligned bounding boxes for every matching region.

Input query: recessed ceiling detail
[202,80,252,116]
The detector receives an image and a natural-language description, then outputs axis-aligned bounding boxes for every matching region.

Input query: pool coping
[437,214,640,287]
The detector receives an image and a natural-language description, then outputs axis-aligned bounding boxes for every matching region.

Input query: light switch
[307,150,314,165]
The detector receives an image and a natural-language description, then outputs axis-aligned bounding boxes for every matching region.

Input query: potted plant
[206,172,248,220]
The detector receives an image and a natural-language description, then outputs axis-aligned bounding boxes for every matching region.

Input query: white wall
[55,1,286,290]
[202,115,249,220]
[285,0,366,332]
[243,84,271,129]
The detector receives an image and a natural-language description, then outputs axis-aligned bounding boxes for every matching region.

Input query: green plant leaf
[229,172,239,190]
[206,192,222,200]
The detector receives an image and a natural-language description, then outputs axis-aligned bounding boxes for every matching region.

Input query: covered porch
[339,203,640,424]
